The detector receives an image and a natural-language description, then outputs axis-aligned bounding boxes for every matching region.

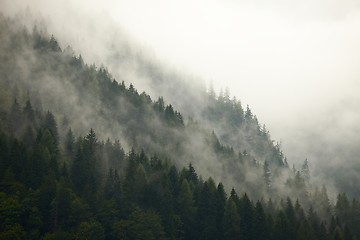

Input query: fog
[103,0,360,168]
[2,0,360,195]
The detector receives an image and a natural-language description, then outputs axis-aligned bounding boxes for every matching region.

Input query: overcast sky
[103,0,360,165]
[2,0,360,168]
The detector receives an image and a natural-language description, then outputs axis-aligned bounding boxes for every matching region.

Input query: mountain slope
[0,14,292,198]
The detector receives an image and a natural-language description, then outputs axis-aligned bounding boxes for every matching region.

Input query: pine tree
[84,128,97,151]
[178,179,195,239]
[43,111,59,146]
[301,159,310,182]
[23,100,35,123]
[65,128,75,157]
[222,198,241,240]
[196,180,218,240]
[186,163,198,184]
[273,211,292,240]
[71,142,87,193]
[297,219,316,240]
[253,201,269,240]
[127,209,166,240]
[245,105,253,120]
[285,198,296,227]
[8,99,22,135]
[239,193,254,240]
[263,160,272,192]
[207,82,216,100]
[215,183,226,238]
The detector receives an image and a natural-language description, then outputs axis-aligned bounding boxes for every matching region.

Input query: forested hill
[1,14,360,240]
[0,14,289,198]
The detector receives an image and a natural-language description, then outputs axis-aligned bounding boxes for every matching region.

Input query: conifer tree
[263,160,272,192]
[223,198,241,240]
[301,159,310,182]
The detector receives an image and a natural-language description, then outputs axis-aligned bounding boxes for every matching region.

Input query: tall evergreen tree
[301,159,310,182]
[263,160,272,192]
[222,198,241,240]
[253,201,269,240]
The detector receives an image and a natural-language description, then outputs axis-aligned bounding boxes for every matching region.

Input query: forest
[0,13,360,240]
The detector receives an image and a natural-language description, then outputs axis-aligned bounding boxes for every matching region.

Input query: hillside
[0,14,292,198]
[0,13,360,240]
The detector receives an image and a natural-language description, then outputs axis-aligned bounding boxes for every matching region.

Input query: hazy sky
[105,0,360,117]
[104,0,360,164]
[2,0,360,168]
[104,0,360,166]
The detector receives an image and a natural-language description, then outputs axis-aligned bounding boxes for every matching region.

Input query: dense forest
[1,13,360,240]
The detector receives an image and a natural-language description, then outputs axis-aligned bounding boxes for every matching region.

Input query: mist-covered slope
[0,13,295,198]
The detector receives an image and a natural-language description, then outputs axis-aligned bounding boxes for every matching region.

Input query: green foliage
[0,99,358,239]
[222,198,241,240]
[75,221,105,240]
[0,193,22,227]
[130,209,166,240]
[0,224,26,240]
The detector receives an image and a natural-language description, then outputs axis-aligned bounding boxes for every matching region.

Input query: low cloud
[2,0,360,197]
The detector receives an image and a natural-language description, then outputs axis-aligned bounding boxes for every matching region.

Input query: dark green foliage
[0,99,358,240]
[253,201,269,240]
[113,209,166,240]
[64,128,75,157]
[239,193,255,240]
[0,224,26,240]
[182,163,198,185]
[222,198,241,240]
[75,220,104,240]
[297,219,316,240]
[215,183,226,238]
[196,179,218,239]
[273,211,293,240]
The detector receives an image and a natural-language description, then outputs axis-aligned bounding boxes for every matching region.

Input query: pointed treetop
[301,158,310,181]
